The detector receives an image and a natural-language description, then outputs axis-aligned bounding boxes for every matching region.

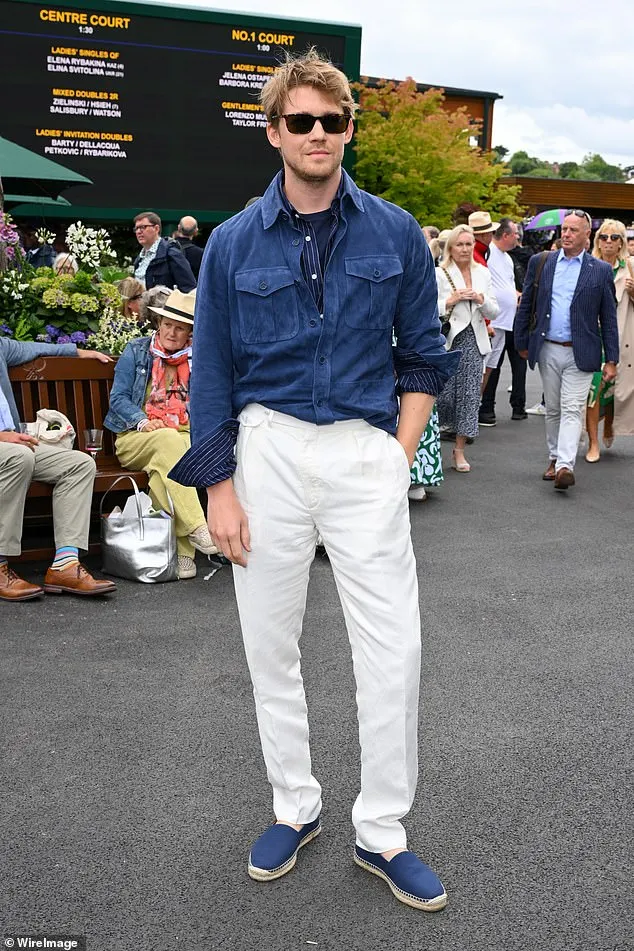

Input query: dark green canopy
[0,135,91,200]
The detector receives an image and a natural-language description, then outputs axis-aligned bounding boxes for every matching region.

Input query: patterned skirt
[437,324,483,439]
[410,405,443,487]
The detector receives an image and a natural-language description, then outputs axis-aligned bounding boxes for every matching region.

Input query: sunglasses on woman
[598,233,622,242]
[272,113,351,135]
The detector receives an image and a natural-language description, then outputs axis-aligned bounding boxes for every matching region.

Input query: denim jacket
[103,336,153,433]
[169,170,460,488]
[1,337,76,429]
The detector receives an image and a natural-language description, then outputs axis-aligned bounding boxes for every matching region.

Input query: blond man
[171,51,458,910]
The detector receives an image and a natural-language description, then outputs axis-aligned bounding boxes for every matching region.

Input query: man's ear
[266,122,281,149]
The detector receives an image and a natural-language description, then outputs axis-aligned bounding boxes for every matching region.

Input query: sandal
[451,449,471,473]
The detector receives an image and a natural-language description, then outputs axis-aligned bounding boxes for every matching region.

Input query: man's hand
[602,361,617,384]
[518,349,529,359]
[207,479,251,567]
[77,349,113,363]
[0,431,38,450]
[139,419,167,432]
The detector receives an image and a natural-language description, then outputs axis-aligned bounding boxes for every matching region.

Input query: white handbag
[25,409,76,449]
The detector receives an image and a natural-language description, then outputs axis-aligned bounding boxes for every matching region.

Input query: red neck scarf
[145,333,191,428]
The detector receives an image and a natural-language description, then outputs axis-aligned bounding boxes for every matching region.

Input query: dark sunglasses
[272,112,350,135]
[598,233,622,242]
[566,209,592,226]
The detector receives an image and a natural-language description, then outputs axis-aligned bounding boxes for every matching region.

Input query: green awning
[4,193,72,208]
[0,135,92,200]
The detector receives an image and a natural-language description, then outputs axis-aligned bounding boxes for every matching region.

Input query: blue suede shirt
[170,170,460,488]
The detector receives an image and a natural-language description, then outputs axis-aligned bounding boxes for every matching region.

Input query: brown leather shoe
[0,562,44,601]
[554,467,575,491]
[44,562,116,596]
[542,460,557,481]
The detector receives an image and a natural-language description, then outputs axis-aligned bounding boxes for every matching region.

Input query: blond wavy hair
[260,48,356,123]
[439,225,475,268]
[592,218,627,264]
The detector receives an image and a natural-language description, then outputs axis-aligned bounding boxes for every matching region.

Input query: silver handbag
[100,475,178,583]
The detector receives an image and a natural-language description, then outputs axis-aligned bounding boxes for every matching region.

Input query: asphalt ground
[1,366,633,951]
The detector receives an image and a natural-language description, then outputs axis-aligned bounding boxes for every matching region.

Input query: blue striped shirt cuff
[168,419,239,487]
[393,347,461,397]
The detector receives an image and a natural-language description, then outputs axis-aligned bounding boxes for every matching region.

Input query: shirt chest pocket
[344,256,403,330]
[234,267,299,344]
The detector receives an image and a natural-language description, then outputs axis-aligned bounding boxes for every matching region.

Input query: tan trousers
[0,442,96,556]
[115,429,205,557]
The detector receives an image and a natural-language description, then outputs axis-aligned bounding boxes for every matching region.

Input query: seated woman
[104,289,217,579]
[115,277,145,322]
[139,284,172,328]
[53,252,79,276]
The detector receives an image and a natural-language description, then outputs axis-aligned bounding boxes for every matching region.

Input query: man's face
[477,231,493,246]
[627,237,634,256]
[134,217,160,249]
[561,214,590,256]
[266,85,353,187]
[498,223,519,252]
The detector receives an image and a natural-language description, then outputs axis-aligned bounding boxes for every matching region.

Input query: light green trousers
[0,442,96,556]
[115,429,205,557]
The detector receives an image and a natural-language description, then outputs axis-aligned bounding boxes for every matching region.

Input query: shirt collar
[557,248,585,265]
[140,237,161,258]
[260,168,364,230]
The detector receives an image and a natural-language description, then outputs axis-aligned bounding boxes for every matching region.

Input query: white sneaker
[408,484,427,502]
[178,555,197,579]
[188,524,219,555]
[526,402,546,416]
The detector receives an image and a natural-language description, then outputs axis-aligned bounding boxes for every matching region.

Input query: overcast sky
[134,0,633,168]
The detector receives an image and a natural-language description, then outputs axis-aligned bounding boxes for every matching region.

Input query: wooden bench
[9,355,148,560]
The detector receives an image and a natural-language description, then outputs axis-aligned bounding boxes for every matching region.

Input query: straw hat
[468,211,499,234]
[148,288,196,325]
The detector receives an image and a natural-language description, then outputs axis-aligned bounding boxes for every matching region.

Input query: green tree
[352,80,524,227]
[558,161,579,179]
[492,144,509,164]
[508,150,541,175]
[580,153,625,182]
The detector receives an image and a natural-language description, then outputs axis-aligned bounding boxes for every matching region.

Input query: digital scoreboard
[0,0,361,220]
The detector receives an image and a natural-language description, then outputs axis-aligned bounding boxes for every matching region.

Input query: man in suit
[515,210,618,490]
[133,212,196,292]
[172,216,204,279]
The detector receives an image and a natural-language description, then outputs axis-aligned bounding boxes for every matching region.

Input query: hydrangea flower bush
[0,215,140,349]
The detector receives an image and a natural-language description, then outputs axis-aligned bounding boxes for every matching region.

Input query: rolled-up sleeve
[393,217,461,395]
[168,230,238,487]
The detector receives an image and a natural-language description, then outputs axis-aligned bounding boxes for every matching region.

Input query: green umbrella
[3,193,71,209]
[524,209,568,231]
[0,135,91,200]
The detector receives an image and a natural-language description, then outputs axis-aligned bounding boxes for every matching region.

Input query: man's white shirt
[487,243,517,331]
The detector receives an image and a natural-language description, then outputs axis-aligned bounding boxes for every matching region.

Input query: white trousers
[232,404,421,853]
[538,342,593,472]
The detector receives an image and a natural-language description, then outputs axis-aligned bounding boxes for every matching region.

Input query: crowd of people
[410,208,634,497]
[2,46,634,917]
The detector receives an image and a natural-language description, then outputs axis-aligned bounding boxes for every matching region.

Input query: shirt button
[305,235,312,241]
[319,356,326,364]
[311,274,318,280]
[309,319,317,327]
[316,399,323,407]
[292,238,300,247]
[259,281,267,290]
[373,269,381,277]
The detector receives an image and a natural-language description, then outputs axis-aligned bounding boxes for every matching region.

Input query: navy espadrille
[248,817,321,881]
[354,846,447,911]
